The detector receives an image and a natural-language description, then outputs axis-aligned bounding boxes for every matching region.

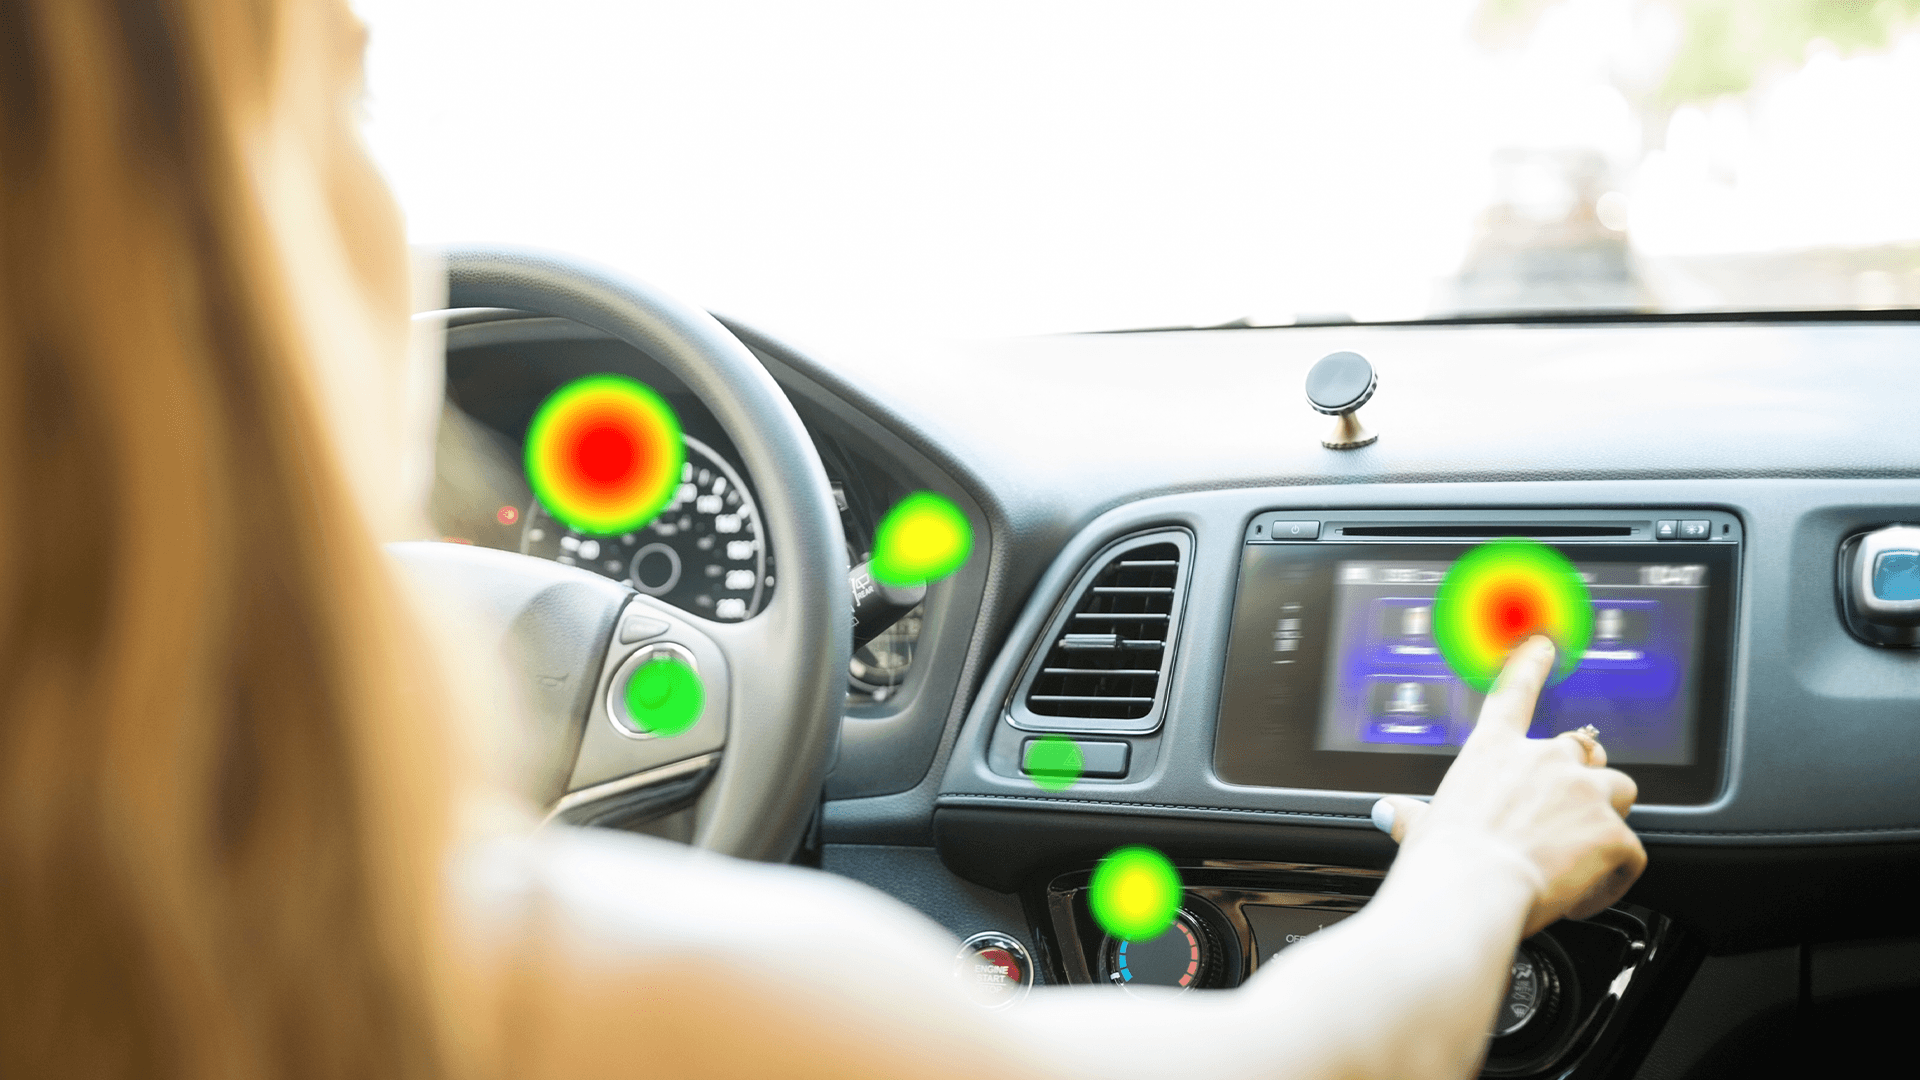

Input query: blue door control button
[1872,550,1920,601]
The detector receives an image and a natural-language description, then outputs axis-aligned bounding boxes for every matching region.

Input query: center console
[1039,860,1684,1078]
[934,500,1752,1075]
[916,480,1920,1078]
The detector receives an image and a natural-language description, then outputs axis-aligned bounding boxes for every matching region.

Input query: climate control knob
[1100,909,1220,993]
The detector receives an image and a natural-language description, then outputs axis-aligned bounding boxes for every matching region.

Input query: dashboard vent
[1017,531,1190,731]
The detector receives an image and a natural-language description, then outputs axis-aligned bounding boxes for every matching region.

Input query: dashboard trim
[934,793,1920,844]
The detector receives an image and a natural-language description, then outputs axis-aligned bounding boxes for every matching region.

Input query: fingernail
[1370,797,1395,835]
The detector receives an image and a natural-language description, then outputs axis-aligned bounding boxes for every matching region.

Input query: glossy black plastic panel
[1035,860,1684,1079]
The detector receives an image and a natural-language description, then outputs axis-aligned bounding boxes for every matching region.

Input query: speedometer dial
[519,435,769,621]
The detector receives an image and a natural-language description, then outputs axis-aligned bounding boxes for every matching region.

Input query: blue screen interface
[1312,559,1708,766]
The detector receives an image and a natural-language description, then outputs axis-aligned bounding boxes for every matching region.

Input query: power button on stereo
[1268,520,1321,540]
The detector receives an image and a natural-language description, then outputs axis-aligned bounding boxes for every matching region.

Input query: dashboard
[432,309,1920,1078]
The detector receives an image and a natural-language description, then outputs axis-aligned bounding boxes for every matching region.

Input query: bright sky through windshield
[357,0,1920,341]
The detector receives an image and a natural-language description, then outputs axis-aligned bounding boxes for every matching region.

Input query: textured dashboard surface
[799,321,1920,524]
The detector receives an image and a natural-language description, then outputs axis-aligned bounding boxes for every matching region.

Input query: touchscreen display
[1213,541,1734,804]
[1316,558,1706,765]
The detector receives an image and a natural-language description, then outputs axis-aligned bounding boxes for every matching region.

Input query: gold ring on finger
[1566,724,1602,766]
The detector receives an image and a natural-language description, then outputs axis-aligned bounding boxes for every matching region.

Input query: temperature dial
[1100,909,1220,993]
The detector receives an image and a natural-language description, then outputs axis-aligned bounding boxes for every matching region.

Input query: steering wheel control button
[953,932,1034,1008]
[1022,737,1129,780]
[608,643,705,738]
[617,609,672,644]
[1304,351,1378,450]
[1840,525,1920,646]
[1678,519,1711,540]
[1654,519,1679,540]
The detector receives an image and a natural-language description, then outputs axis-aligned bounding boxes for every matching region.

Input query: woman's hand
[1374,635,1647,936]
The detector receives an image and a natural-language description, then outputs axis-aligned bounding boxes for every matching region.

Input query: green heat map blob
[1025,735,1084,793]
[869,491,972,587]
[1088,846,1182,942]
[1432,538,1593,693]
[524,374,684,536]
[622,656,704,737]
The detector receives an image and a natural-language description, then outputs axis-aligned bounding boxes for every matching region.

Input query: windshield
[357,0,1920,338]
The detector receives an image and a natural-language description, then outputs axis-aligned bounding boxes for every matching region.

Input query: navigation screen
[1212,541,1735,804]
[1316,559,1708,765]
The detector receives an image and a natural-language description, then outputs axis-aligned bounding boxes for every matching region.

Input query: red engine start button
[953,932,1034,1008]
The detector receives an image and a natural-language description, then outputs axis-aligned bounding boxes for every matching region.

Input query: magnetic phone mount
[1305,351,1378,450]
[1838,524,1920,647]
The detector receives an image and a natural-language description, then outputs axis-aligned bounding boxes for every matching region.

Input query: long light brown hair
[0,1,457,1077]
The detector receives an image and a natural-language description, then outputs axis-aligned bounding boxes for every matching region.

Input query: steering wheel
[392,247,851,862]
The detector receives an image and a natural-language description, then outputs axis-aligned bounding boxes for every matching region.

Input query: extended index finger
[1472,635,1556,739]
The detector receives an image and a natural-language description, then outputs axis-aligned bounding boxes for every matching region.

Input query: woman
[0,2,1645,1078]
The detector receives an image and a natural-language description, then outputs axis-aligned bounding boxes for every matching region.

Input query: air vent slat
[1024,538,1185,723]
[1030,695,1156,705]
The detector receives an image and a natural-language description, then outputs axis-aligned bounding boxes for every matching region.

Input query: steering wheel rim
[439,246,850,861]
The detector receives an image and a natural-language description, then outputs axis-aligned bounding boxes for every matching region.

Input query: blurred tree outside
[1478,0,1920,132]
[1453,0,1920,313]
[1656,0,1920,101]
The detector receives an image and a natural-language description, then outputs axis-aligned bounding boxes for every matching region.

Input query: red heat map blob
[1485,580,1543,646]
[524,375,684,536]
[574,420,638,485]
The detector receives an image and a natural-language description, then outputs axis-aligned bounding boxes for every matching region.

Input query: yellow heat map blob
[1088,846,1182,942]
[870,491,972,587]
